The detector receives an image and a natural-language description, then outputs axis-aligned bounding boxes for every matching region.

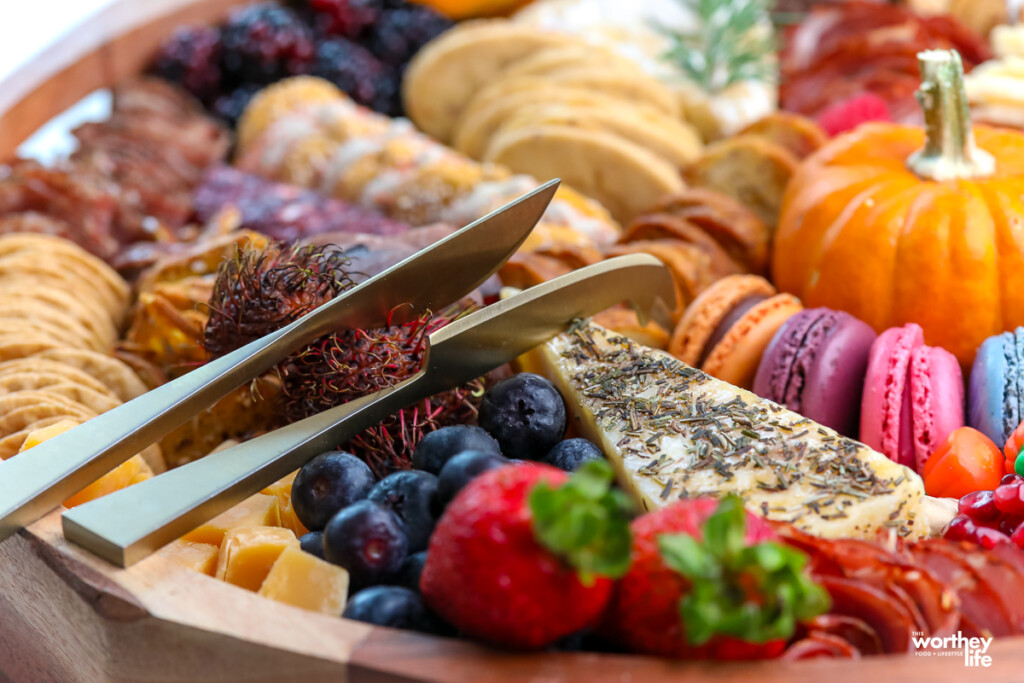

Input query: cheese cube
[157,540,219,576]
[182,493,280,546]
[216,526,299,591]
[258,547,349,614]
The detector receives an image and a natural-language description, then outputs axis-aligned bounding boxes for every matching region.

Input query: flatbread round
[402,20,573,141]
[484,124,685,224]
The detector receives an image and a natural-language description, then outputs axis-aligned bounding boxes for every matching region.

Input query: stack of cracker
[0,234,164,506]
[403,22,703,224]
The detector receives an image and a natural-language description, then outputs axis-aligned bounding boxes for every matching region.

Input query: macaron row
[668,274,1024,490]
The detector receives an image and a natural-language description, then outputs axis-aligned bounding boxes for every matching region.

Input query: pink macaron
[860,323,965,472]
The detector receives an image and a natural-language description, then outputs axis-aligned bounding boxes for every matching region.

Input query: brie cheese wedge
[523,321,926,540]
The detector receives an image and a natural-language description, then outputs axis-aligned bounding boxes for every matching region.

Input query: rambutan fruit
[202,241,482,474]
[203,241,354,358]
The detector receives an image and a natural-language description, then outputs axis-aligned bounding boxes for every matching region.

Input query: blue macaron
[969,327,1024,446]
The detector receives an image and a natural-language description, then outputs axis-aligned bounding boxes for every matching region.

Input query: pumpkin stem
[907,49,995,181]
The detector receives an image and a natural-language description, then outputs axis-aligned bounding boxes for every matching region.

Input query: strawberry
[420,460,633,649]
[603,496,830,660]
[816,92,892,137]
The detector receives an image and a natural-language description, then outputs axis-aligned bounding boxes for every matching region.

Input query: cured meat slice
[815,576,915,653]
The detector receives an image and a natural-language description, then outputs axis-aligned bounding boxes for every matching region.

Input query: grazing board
[0,1,1019,681]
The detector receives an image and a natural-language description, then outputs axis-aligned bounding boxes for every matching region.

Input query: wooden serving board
[0,1,1018,680]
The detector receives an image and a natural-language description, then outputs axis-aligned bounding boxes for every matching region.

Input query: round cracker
[0,283,117,346]
[484,124,685,224]
[496,44,633,80]
[0,362,116,397]
[0,416,71,460]
[0,391,96,436]
[464,69,680,126]
[0,376,120,414]
[490,101,702,168]
[0,317,93,351]
[402,20,573,141]
[0,303,107,351]
[0,334,65,362]
[0,234,129,308]
[455,87,652,159]
[0,254,124,320]
[29,348,148,402]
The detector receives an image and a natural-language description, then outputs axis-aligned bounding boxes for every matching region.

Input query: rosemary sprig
[658,0,778,93]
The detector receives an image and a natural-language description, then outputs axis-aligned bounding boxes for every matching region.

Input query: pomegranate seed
[1012,524,1024,549]
[944,515,977,541]
[1001,474,1024,486]
[959,490,1001,523]
[999,514,1024,535]
[974,526,1012,549]
[994,483,1024,515]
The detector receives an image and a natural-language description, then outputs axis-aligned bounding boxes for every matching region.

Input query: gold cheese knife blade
[0,179,560,540]
[63,254,676,567]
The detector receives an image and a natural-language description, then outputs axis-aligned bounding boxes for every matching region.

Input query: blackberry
[152,25,223,104]
[221,3,315,84]
[364,5,453,68]
[210,83,262,126]
[312,38,395,114]
[299,0,385,39]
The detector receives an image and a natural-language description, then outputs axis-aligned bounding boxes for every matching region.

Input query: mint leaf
[658,495,830,646]
[529,460,634,583]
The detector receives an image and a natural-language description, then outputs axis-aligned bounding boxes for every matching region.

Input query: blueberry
[299,531,325,559]
[434,450,508,514]
[395,551,427,592]
[368,471,438,552]
[478,373,566,460]
[292,451,376,530]
[343,586,444,634]
[412,425,500,474]
[545,438,604,472]
[323,500,407,590]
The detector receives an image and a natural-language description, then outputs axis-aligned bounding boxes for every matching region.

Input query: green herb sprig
[659,0,778,93]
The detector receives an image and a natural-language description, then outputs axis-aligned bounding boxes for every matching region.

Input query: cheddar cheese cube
[157,540,219,576]
[216,526,298,591]
[258,547,349,614]
[182,493,281,546]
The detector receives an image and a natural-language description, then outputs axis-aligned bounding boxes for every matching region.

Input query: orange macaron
[669,274,803,389]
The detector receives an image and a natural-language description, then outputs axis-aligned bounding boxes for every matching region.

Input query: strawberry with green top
[603,495,830,660]
[420,460,633,649]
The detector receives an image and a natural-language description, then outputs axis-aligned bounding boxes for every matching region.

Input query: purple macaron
[753,308,877,437]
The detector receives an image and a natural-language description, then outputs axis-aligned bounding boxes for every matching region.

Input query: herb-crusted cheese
[524,321,926,540]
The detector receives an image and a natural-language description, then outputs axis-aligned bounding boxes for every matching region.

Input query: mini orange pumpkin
[773,49,1024,367]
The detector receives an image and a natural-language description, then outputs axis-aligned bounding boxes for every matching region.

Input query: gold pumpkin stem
[907,49,995,181]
